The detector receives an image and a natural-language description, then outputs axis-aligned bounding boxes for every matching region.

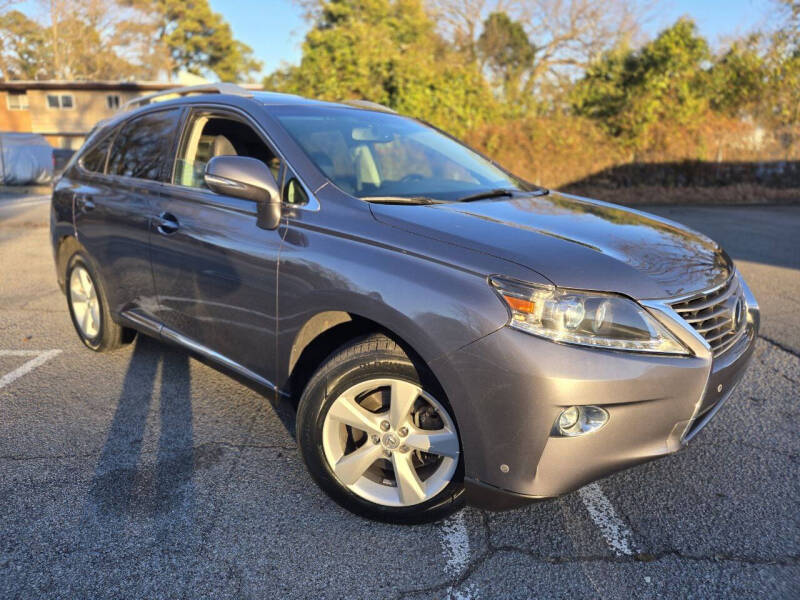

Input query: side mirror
[204,155,281,230]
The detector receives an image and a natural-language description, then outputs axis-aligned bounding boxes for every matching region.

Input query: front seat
[211,135,237,157]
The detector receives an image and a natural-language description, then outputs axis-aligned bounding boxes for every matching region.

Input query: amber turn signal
[502,294,534,314]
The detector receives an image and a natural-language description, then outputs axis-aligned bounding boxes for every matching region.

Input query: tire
[297,333,464,524]
[65,251,133,352]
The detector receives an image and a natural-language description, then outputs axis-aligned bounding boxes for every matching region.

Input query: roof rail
[120,83,254,111]
[341,99,397,114]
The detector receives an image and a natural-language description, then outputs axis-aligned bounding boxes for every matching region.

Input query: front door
[149,108,283,382]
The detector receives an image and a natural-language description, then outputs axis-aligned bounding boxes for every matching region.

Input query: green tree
[708,36,767,117]
[765,36,800,127]
[140,0,261,82]
[267,0,497,136]
[476,12,536,111]
[766,1,800,126]
[572,19,711,145]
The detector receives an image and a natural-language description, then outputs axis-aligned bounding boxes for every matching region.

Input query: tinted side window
[108,109,181,181]
[80,130,115,173]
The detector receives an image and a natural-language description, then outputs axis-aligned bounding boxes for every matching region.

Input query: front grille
[671,275,746,357]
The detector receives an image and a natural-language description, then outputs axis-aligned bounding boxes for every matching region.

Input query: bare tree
[428,0,655,88]
[1,0,170,80]
[427,0,512,53]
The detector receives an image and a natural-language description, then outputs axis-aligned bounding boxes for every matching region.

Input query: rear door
[148,106,284,382]
[73,107,183,319]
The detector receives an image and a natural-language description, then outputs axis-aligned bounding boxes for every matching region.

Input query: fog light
[554,405,608,437]
[558,406,580,430]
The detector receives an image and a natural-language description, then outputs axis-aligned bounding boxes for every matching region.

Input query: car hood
[369,191,732,299]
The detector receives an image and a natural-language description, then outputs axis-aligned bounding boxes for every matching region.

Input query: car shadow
[87,333,298,523]
[89,336,199,520]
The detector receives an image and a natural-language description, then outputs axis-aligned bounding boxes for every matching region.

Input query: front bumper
[430,279,760,510]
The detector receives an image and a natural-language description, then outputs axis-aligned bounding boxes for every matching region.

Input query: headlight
[490,276,689,355]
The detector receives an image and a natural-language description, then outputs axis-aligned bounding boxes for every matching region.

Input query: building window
[46,94,75,110]
[106,94,120,110]
[7,91,29,110]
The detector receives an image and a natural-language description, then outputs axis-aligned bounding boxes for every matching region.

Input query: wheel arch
[284,310,451,411]
[55,235,83,293]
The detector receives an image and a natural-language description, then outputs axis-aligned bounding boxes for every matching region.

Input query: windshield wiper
[364,196,441,205]
[457,187,549,203]
[457,188,517,203]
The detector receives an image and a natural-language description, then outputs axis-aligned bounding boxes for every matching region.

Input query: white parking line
[0,350,62,390]
[440,510,476,599]
[578,482,639,556]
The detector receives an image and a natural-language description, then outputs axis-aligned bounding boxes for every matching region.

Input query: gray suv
[51,84,759,523]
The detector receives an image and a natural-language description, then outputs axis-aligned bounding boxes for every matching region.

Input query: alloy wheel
[69,265,100,339]
[321,378,459,507]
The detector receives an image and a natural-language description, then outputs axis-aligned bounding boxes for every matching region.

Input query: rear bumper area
[431,298,759,511]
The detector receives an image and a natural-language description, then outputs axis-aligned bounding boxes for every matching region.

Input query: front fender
[274,194,547,394]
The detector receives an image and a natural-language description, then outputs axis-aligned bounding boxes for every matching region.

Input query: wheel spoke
[391,451,426,504]
[405,427,460,458]
[70,283,88,303]
[80,305,91,334]
[327,395,381,434]
[333,443,384,486]
[89,302,100,332]
[79,268,93,295]
[389,380,419,429]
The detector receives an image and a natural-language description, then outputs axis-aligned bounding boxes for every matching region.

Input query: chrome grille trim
[670,274,746,357]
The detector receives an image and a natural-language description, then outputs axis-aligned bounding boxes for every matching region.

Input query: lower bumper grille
[671,274,747,357]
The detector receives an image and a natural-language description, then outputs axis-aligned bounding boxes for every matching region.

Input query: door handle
[76,194,95,212]
[156,212,179,235]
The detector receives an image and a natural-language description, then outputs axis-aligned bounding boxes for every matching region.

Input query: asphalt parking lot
[1,194,798,599]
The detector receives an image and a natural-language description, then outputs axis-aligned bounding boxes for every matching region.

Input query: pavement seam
[758,334,800,360]
[395,545,800,598]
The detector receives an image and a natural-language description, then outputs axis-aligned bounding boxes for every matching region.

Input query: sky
[211,0,778,77]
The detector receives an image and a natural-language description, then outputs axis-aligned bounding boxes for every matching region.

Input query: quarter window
[107,109,182,181]
[283,173,309,205]
[173,114,280,190]
[80,130,115,173]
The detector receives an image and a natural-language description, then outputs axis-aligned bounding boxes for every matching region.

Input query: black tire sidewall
[297,347,464,524]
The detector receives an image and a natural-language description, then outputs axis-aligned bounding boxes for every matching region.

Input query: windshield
[273,106,536,202]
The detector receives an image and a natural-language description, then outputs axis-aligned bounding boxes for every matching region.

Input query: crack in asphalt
[758,334,800,360]
[396,503,799,599]
[397,544,799,598]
